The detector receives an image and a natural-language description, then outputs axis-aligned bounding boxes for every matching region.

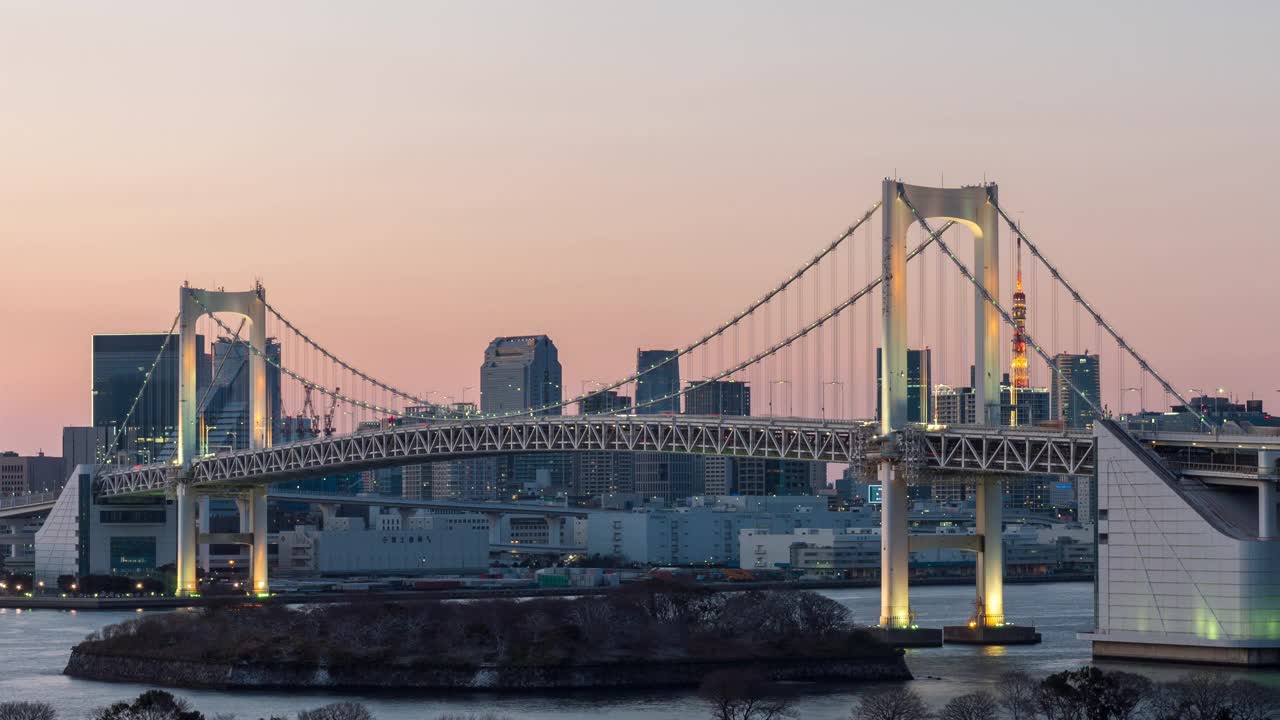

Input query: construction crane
[323,387,339,437]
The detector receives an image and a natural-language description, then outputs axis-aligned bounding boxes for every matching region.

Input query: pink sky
[1,3,1278,455]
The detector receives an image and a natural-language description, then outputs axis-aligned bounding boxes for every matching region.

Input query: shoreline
[0,573,1092,611]
[64,650,912,691]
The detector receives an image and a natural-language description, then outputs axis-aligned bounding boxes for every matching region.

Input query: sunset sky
[2,2,1278,455]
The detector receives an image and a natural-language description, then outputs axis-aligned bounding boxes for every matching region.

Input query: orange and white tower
[1010,238,1029,424]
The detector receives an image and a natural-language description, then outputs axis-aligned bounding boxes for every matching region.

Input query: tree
[699,669,795,720]
[1225,677,1280,720]
[938,691,997,720]
[852,687,932,720]
[1151,673,1280,720]
[0,701,57,720]
[295,703,373,720]
[1038,667,1151,720]
[999,671,1040,720]
[92,690,203,720]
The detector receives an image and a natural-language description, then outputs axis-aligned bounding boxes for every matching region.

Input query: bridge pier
[944,477,1041,645]
[878,462,909,628]
[976,477,1004,626]
[250,486,268,596]
[175,483,198,596]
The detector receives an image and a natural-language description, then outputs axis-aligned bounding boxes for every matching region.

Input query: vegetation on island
[71,584,896,669]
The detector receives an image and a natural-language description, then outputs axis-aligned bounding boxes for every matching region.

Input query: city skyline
[3,3,1280,455]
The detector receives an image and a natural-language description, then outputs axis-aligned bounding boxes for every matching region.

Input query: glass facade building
[92,333,209,465]
[1051,353,1101,429]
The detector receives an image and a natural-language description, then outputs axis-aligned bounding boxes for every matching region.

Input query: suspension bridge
[63,178,1273,652]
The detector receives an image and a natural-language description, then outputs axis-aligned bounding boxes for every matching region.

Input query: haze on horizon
[1,1,1277,455]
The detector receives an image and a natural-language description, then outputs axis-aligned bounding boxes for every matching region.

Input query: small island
[65,584,910,691]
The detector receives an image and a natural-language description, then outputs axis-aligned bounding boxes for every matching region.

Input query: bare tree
[1226,678,1280,720]
[699,669,795,720]
[0,702,57,720]
[938,691,997,720]
[852,686,932,720]
[999,671,1039,720]
[295,703,373,720]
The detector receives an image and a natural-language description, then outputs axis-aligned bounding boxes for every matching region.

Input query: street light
[822,381,845,421]
[1121,387,1140,417]
[769,380,792,417]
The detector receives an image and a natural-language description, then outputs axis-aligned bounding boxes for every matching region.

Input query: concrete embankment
[64,651,911,690]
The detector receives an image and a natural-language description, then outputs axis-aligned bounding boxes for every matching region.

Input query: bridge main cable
[989,201,1209,429]
[101,310,181,467]
[897,191,1108,423]
[622,218,957,415]
[262,202,884,420]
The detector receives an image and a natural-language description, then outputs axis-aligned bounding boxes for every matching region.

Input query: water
[0,583,1275,719]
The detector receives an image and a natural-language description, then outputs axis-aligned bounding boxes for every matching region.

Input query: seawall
[64,650,911,691]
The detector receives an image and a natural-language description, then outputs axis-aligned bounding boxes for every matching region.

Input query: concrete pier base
[868,626,944,648]
[1089,640,1280,667]
[943,624,1041,645]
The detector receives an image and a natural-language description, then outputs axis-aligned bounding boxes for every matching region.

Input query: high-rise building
[634,349,690,501]
[876,348,932,423]
[92,333,210,464]
[201,337,283,451]
[572,452,635,498]
[635,349,680,414]
[0,451,62,496]
[684,381,751,416]
[476,336,563,498]
[1051,353,1101,428]
[432,457,500,500]
[578,390,631,415]
[480,336,562,416]
[61,426,112,484]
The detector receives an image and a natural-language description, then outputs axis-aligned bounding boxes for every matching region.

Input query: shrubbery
[73,585,892,668]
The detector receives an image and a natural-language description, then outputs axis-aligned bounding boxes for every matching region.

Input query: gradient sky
[1,2,1278,455]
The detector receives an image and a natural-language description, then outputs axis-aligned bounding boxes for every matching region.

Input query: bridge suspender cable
[623,220,957,416]
[259,202,885,421]
[257,292,439,411]
[100,311,181,467]
[897,191,1109,425]
[989,202,1210,431]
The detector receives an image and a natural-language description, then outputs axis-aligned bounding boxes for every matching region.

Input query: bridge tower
[880,180,1004,630]
[176,284,271,597]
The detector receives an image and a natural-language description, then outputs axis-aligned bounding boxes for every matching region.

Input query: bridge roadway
[95,415,1097,497]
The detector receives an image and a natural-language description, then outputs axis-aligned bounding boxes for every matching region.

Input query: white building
[1081,422,1280,665]
[275,513,488,574]
[585,496,878,566]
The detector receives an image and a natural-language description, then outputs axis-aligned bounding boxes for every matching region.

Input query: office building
[274,515,489,574]
[432,457,500,501]
[201,337,283,451]
[876,348,932,423]
[61,426,112,484]
[36,466,177,583]
[634,349,688,499]
[480,336,562,415]
[1052,353,1101,428]
[936,382,1052,427]
[0,451,62,496]
[684,380,751,416]
[578,390,631,415]
[635,349,680,414]
[92,333,211,464]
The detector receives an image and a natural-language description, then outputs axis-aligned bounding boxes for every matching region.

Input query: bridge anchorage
[74,176,1266,658]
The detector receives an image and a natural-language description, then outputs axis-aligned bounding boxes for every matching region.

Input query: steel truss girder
[915,425,1094,477]
[95,419,1094,497]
